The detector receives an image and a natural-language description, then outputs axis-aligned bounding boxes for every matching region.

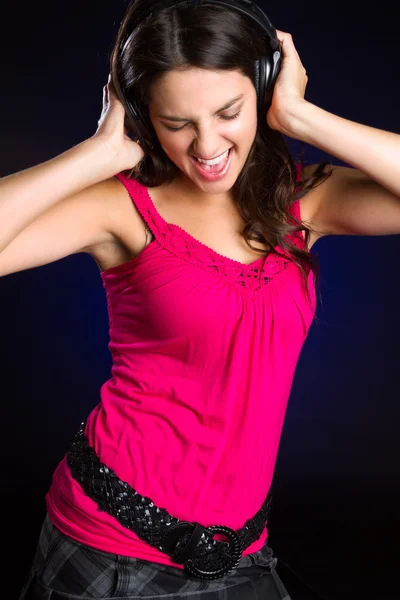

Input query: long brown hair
[110,0,332,316]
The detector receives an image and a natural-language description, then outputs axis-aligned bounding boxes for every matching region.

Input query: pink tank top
[46,163,316,567]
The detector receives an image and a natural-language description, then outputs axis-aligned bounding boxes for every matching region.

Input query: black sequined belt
[67,422,273,580]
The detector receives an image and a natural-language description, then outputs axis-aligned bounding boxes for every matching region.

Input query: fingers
[275,30,303,62]
[276,29,290,39]
[276,30,292,49]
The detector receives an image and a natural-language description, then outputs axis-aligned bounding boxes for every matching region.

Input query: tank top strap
[114,172,166,239]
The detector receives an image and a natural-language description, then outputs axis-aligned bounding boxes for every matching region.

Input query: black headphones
[113,0,282,150]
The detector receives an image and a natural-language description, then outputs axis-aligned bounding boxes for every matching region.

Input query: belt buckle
[161,522,242,580]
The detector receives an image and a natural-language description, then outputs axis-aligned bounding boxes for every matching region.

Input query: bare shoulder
[88,175,150,271]
[107,175,150,249]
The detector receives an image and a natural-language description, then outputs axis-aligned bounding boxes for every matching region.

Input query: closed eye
[164,111,241,132]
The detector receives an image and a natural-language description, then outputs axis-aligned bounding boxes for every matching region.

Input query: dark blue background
[1,1,399,598]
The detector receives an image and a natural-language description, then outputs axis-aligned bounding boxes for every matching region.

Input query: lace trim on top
[114,171,305,294]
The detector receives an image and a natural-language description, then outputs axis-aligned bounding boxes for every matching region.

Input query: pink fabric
[46,162,316,567]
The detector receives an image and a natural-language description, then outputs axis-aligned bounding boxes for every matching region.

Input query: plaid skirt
[19,514,292,599]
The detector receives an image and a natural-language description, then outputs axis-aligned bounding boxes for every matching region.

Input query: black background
[1,1,399,598]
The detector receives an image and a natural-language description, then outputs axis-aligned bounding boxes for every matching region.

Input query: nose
[190,128,229,160]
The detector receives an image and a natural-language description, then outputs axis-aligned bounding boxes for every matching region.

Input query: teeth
[195,149,230,166]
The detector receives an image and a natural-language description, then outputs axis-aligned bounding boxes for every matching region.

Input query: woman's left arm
[291,101,400,198]
[270,31,400,237]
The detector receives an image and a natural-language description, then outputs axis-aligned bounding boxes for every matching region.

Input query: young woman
[9,0,400,598]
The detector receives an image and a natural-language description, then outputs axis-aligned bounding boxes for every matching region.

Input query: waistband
[67,422,273,580]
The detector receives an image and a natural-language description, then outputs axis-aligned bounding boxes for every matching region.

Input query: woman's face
[148,67,258,197]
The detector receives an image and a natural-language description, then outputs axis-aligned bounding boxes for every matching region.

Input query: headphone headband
[126,0,280,52]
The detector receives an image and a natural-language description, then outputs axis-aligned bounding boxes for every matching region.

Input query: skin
[147,67,258,207]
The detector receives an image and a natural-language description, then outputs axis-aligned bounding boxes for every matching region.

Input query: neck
[169,177,234,209]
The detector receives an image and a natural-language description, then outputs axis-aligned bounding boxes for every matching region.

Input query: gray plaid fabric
[19,514,292,599]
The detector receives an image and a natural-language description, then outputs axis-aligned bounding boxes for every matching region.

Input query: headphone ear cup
[253,59,261,102]
[256,48,282,114]
[266,49,282,105]
[254,56,273,114]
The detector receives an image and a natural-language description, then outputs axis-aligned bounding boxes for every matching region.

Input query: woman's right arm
[0,78,145,277]
[0,139,119,255]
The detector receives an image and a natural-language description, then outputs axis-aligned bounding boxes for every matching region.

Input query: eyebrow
[158,94,245,122]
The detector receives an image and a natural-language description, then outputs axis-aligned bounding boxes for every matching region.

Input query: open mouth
[190,147,233,180]
[192,148,232,163]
